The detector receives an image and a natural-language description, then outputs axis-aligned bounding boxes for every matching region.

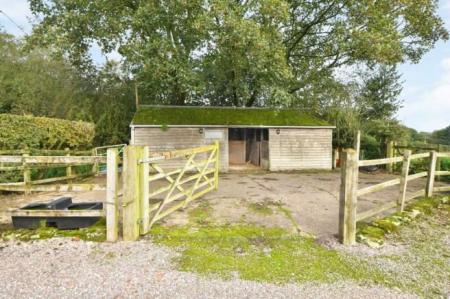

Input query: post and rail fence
[339,149,450,245]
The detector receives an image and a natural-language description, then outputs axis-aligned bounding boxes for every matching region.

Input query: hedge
[0,114,95,150]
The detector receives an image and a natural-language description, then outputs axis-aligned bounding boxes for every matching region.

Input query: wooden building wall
[132,126,333,172]
[268,128,332,171]
[132,127,229,171]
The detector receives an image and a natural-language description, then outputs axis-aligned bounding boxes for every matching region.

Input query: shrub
[0,114,94,150]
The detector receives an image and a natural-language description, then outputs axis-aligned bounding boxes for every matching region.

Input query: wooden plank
[30,172,94,185]
[357,189,426,222]
[406,189,425,201]
[148,154,198,228]
[122,146,142,241]
[357,178,401,196]
[435,171,450,176]
[23,153,30,195]
[153,185,215,222]
[0,155,106,164]
[358,156,403,167]
[140,146,150,234]
[0,149,92,155]
[437,152,450,158]
[148,145,216,161]
[426,151,437,198]
[24,184,105,192]
[106,148,119,242]
[339,149,358,246]
[406,172,428,182]
[410,152,430,160]
[356,201,397,222]
[433,186,450,192]
[0,166,24,171]
[398,150,412,212]
[9,209,104,217]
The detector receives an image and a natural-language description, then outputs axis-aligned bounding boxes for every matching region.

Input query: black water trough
[11,197,72,229]
[12,197,103,230]
[54,202,103,229]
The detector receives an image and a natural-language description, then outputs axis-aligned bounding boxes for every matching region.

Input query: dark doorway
[228,128,268,168]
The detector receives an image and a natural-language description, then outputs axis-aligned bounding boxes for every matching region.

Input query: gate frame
[122,142,220,241]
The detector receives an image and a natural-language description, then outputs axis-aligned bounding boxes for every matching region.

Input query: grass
[248,202,273,215]
[357,196,449,246]
[0,218,106,242]
[150,224,390,284]
[188,201,213,225]
[148,195,450,297]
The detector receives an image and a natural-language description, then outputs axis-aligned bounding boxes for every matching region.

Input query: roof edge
[131,124,336,129]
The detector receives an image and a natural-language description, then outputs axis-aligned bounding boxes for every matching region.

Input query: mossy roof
[132,106,331,127]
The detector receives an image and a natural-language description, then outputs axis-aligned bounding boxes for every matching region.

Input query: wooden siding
[132,127,229,171]
[268,128,332,170]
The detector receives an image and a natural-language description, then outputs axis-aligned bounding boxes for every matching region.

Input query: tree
[358,65,403,120]
[431,125,450,145]
[28,0,448,106]
[0,31,135,145]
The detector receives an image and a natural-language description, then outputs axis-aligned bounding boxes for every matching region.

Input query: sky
[1,0,449,133]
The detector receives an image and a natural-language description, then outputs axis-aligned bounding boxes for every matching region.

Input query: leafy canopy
[28,0,448,106]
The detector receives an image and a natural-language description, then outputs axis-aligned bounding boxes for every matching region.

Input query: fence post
[436,144,442,181]
[214,140,220,190]
[22,153,31,195]
[122,145,143,241]
[92,148,99,175]
[398,150,412,212]
[386,141,394,173]
[106,148,119,241]
[339,149,358,245]
[65,148,73,189]
[332,148,338,169]
[139,146,150,234]
[426,151,437,198]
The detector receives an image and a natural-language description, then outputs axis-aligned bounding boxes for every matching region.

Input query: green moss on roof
[132,106,330,127]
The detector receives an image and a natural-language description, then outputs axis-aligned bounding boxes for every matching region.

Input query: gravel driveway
[0,238,416,299]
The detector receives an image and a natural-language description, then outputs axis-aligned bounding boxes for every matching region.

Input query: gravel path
[0,238,416,299]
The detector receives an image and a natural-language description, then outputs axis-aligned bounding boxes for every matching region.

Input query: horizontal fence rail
[339,149,450,245]
[0,151,108,193]
[2,148,120,242]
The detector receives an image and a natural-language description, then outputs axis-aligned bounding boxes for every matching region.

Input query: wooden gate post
[339,149,358,245]
[426,151,437,198]
[123,145,143,241]
[398,150,412,212]
[139,146,150,234]
[106,148,119,241]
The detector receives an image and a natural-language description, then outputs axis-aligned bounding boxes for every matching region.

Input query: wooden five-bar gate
[122,141,220,240]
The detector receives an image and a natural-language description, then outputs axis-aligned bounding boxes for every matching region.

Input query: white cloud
[399,57,450,132]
